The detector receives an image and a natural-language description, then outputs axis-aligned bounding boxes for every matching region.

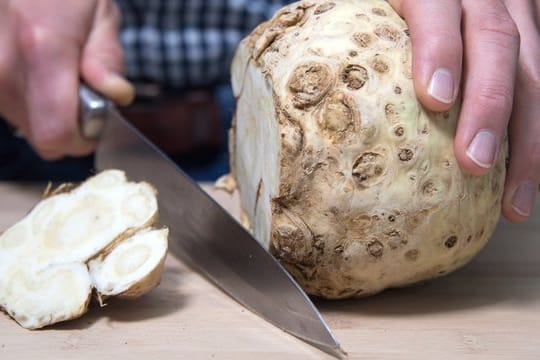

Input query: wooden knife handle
[78,83,113,140]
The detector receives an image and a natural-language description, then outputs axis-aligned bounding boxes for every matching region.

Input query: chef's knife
[79,84,346,359]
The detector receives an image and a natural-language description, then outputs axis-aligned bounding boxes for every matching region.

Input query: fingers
[453,0,520,176]
[3,0,129,160]
[388,0,463,111]
[17,14,96,160]
[81,0,135,106]
[501,0,540,222]
[503,78,540,222]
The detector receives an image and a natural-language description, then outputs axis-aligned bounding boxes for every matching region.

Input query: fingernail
[103,73,135,106]
[428,68,454,104]
[466,130,497,169]
[511,181,536,217]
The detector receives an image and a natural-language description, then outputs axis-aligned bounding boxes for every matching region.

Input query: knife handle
[78,83,113,140]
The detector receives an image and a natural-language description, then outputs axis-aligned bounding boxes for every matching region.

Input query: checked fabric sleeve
[116,0,293,90]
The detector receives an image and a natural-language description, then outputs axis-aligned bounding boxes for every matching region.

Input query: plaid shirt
[116,0,292,90]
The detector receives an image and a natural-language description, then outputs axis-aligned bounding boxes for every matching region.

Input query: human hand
[0,0,134,160]
[387,0,540,223]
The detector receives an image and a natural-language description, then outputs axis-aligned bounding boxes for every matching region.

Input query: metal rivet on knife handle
[78,83,112,140]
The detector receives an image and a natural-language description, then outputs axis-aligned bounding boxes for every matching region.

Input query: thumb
[81,0,134,106]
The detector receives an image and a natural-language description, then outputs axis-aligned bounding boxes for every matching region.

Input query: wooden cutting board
[1,182,539,360]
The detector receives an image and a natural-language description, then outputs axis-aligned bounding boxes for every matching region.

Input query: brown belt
[120,85,223,157]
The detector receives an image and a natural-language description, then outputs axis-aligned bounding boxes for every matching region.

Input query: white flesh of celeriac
[0,170,168,329]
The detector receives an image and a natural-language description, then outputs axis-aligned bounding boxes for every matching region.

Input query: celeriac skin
[230,0,506,299]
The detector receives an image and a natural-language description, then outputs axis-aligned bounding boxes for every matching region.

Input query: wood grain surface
[0,182,539,360]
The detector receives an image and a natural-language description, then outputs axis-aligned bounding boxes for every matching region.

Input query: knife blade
[78,84,346,358]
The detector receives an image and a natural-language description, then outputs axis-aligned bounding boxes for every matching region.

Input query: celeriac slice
[0,170,168,329]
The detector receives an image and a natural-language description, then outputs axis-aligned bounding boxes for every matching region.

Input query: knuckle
[102,41,124,59]
[474,80,514,116]
[477,10,520,47]
[18,23,57,59]
[529,145,540,171]
[425,31,462,55]
[506,135,540,188]
[515,141,540,180]
[522,63,540,95]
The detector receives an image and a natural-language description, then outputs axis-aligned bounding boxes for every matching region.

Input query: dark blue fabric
[0,120,94,181]
[116,0,292,89]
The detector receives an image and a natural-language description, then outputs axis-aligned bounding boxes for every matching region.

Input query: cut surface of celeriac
[229,0,506,298]
[0,169,168,329]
